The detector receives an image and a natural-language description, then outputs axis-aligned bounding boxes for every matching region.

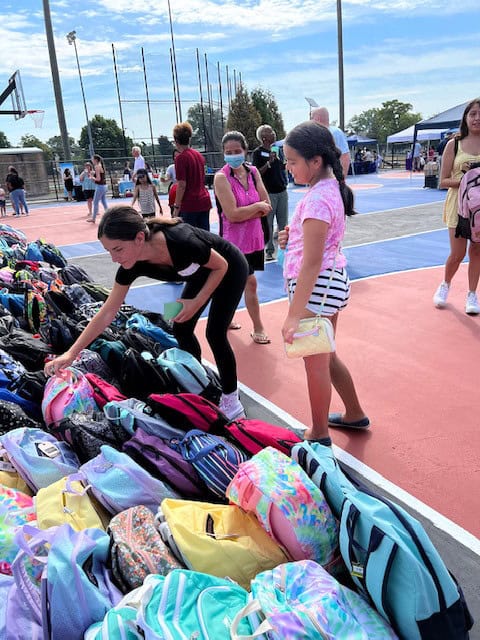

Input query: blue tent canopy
[347,135,377,147]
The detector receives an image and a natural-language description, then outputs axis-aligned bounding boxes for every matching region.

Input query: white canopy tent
[387,125,447,144]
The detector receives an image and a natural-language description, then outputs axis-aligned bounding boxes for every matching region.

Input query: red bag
[146,393,229,434]
[225,419,302,456]
[84,373,126,409]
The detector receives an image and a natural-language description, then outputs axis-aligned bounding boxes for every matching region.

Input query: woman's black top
[115,222,242,285]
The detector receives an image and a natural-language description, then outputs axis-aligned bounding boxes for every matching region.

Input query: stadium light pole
[66,31,94,157]
[42,0,71,161]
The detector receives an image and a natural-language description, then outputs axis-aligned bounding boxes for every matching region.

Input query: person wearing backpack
[433,99,480,314]
[44,206,249,420]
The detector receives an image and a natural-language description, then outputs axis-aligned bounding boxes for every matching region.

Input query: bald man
[311,107,350,177]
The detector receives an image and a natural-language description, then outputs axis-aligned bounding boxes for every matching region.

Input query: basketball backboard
[0,70,27,118]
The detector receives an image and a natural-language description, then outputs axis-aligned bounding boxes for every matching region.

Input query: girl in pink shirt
[214,131,272,344]
[280,121,369,443]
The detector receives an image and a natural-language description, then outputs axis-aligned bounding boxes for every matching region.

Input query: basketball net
[27,109,45,129]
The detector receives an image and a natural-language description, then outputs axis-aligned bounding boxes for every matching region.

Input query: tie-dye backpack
[41,367,98,434]
[226,447,338,566]
[230,560,399,640]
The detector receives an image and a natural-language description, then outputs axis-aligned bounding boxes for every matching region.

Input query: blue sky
[0,0,477,150]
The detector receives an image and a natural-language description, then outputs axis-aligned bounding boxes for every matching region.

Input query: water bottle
[277,245,287,268]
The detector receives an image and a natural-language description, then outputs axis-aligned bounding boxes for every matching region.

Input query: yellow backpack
[158,499,288,590]
[35,476,110,531]
[0,461,33,495]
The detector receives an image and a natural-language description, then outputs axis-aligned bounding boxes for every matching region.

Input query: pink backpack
[225,419,301,456]
[146,393,229,434]
[84,373,126,409]
[226,447,338,567]
[457,165,480,242]
[41,367,98,434]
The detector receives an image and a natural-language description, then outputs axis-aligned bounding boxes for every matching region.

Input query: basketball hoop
[27,109,45,129]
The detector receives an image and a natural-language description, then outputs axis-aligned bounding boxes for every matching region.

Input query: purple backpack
[122,428,209,500]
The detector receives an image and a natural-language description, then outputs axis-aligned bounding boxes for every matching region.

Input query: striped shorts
[287,267,350,316]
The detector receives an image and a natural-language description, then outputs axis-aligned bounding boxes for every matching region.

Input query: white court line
[236,377,480,557]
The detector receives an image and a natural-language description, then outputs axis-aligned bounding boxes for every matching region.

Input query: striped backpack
[171,429,248,499]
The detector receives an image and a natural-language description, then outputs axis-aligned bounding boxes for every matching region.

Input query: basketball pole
[42,0,71,161]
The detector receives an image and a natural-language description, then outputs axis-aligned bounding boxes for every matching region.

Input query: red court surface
[199,264,480,539]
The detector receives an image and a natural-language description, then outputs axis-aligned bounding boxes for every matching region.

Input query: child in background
[280,121,369,445]
[131,169,162,219]
[0,188,6,217]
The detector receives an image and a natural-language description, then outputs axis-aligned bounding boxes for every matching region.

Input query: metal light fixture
[67,30,94,157]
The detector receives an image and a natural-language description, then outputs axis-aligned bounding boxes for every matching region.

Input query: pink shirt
[218,164,264,255]
[284,178,347,279]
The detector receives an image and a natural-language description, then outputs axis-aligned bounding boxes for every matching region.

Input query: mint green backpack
[86,570,255,639]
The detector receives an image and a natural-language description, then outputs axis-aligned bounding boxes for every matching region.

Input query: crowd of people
[11,98,480,443]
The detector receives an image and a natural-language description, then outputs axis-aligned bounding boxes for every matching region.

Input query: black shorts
[83,189,95,200]
[245,249,265,275]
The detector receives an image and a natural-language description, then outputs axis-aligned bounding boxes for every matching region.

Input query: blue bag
[339,490,473,640]
[76,445,178,514]
[0,427,80,491]
[172,429,248,499]
[156,347,214,396]
[12,524,122,640]
[126,312,178,349]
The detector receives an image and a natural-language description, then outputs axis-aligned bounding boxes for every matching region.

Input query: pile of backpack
[0,227,474,639]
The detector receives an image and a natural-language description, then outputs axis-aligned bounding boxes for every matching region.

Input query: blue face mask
[224,153,245,169]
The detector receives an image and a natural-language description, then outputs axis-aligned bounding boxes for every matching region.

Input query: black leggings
[173,251,248,394]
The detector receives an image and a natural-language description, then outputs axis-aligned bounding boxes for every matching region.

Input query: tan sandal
[251,332,271,345]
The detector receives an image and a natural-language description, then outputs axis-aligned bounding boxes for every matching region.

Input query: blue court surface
[59,170,450,314]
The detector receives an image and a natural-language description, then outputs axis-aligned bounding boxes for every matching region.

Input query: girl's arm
[153,185,163,213]
[283,218,329,343]
[440,139,461,189]
[79,171,85,182]
[131,185,139,207]
[174,249,228,322]
[214,173,271,222]
[44,282,130,374]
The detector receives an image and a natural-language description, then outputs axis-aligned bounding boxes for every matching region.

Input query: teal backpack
[292,443,473,640]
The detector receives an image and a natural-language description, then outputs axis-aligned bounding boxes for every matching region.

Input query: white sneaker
[465,291,480,315]
[219,390,246,421]
[433,282,450,308]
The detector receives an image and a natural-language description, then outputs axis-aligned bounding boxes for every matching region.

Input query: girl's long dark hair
[459,98,480,139]
[98,205,180,241]
[285,121,356,216]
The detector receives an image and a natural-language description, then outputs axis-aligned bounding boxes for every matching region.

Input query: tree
[226,85,261,149]
[0,132,11,148]
[157,135,173,156]
[46,135,81,161]
[187,103,224,151]
[250,88,286,139]
[19,134,51,157]
[347,100,422,143]
[78,115,131,158]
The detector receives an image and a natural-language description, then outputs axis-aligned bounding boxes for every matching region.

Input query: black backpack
[0,329,52,371]
[59,264,93,285]
[10,370,48,406]
[120,328,164,356]
[119,348,179,400]
[0,399,41,436]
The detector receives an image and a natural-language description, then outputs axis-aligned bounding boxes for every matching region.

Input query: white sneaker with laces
[433,282,450,308]
[219,390,246,420]
[465,291,480,315]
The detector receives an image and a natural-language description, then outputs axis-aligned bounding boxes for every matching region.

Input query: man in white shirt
[132,146,146,180]
[311,107,350,177]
